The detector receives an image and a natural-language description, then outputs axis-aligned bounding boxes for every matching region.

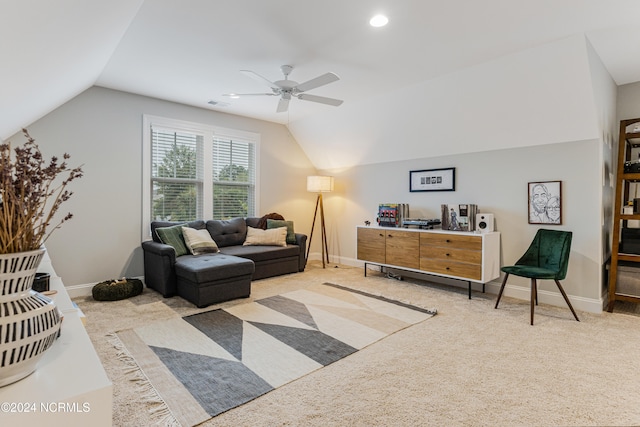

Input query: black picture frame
[528,180,562,225]
[410,167,455,192]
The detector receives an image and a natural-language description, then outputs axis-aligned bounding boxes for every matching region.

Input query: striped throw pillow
[181,227,219,255]
[155,224,189,256]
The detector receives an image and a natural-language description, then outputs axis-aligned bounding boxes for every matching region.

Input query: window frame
[142,115,260,241]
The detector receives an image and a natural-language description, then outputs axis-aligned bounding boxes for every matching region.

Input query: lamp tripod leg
[319,194,329,267]
[306,194,321,266]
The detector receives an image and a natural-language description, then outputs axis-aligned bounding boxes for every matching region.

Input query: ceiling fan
[223,65,343,113]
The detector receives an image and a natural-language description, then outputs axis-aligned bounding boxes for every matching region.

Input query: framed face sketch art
[528,181,562,225]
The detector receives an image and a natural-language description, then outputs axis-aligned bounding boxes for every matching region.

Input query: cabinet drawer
[385,230,419,269]
[357,228,386,263]
[421,246,481,265]
[420,259,482,281]
[420,233,482,250]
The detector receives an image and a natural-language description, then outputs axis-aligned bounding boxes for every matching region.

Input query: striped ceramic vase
[0,249,62,387]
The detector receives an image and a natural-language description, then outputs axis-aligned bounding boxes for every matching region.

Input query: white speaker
[476,213,494,233]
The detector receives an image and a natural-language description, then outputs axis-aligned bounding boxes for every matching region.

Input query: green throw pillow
[155,224,189,256]
[267,219,296,244]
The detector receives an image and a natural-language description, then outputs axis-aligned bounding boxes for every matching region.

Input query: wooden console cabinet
[357,226,500,298]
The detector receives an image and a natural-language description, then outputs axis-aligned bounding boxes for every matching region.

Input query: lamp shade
[307,175,334,193]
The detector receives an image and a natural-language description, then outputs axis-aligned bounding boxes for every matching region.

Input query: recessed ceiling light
[369,14,388,27]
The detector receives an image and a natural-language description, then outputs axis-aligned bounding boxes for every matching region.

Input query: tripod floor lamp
[306,175,334,268]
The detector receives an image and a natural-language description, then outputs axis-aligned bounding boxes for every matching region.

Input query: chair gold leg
[495,273,509,309]
[554,279,580,322]
[531,278,537,325]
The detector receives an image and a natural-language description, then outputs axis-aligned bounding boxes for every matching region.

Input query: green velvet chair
[495,229,579,325]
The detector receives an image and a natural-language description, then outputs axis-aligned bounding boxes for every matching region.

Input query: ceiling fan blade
[222,93,276,97]
[276,97,290,113]
[240,70,280,90]
[295,72,339,92]
[296,93,343,106]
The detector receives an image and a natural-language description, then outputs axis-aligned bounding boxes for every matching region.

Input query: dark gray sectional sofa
[142,217,307,307]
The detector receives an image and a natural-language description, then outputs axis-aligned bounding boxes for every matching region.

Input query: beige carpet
[75,262,640,427]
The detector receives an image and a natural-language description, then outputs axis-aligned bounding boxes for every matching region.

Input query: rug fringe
[108,333,181,427]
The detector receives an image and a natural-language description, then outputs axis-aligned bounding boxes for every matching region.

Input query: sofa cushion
[151,220,205,243]
[175,254,254,284]
[206,217,247,247]
[267,219,296,244]
[155,224,190,256]
[220,244,300,263]
[257,212,285,229]
[244,226,287,247]
[182,227,219,255]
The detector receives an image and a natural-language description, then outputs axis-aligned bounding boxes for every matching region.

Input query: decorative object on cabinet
[32,272,50,292]
[0,249,62,387]
[410,167,455,192]
[306,175,334,268]
[608,117,640,312]
[476,213,494,233]
[377,203,409,227]
[0,129,82,387]
[441,204,477,231]
[495,229,579,325]
[528,181,562,225]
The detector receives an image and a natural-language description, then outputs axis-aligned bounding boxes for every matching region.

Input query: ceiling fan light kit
[223,65,343,113]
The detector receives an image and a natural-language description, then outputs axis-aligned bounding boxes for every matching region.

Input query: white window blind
[151,128,204,222]
[143,116,260,240]
[212,137,256,219]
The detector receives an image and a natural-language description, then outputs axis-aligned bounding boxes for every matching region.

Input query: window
[212,137,256,219]
[142,116,260,240]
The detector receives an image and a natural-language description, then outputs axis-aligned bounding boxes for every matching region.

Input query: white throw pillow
[181,227,219,255]
[243,226,287,247]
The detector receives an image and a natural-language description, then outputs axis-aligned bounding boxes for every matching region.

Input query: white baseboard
[65,276,145,299]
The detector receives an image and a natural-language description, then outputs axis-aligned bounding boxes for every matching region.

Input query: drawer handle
[446,239,450,243]
[379,233,383,237]
[388,234,392,238]
[445,253,450,257]
[446,267,450,270]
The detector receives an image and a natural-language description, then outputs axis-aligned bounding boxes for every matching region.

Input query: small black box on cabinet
[33,272,50,292]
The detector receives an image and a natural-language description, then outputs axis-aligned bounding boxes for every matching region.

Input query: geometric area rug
[113,282,437,426]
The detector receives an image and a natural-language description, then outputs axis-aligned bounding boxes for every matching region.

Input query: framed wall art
[410,167,455,192]
[528,180,562,225]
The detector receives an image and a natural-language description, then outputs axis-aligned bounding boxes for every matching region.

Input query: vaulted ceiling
[3,1,640,169]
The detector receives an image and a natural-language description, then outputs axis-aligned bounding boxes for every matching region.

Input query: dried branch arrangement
[0,129,83,254]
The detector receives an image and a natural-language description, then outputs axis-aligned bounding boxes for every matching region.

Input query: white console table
[0,250,112,426]
[357,226,501,298]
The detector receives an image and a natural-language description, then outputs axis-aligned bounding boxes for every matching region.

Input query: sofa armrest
[141,240,179,297]
[295,233,307,271]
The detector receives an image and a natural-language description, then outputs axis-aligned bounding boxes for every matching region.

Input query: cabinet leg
[468,281,472,299]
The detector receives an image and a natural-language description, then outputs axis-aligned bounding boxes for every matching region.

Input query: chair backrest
[515,229,572,280]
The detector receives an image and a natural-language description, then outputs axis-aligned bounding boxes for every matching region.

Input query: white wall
[319,138,603,312]
[304,34,618,313]
[618,81,640,120]
[584,36,618,300]
[13,87,316,286]
[292,35,601,170]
